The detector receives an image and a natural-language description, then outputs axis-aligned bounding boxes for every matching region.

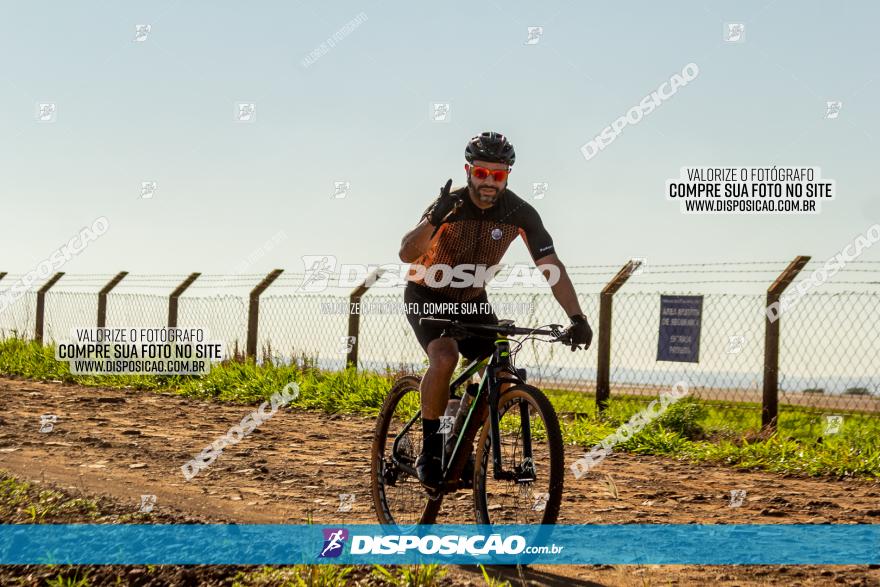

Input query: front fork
[489,339,535,482]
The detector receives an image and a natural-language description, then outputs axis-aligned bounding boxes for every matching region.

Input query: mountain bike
[370,318,570,526]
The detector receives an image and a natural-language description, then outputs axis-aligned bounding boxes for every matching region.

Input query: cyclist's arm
[516,199,556,261]
[516,203,585,319]
[399,218,434,263]
[535,253,585,319]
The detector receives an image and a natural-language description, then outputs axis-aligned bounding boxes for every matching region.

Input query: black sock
[421,418,442,459]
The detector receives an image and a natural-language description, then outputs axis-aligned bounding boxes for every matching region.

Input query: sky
[2,0,879,286]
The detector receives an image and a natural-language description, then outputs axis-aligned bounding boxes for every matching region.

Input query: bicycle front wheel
[473,384,564,525]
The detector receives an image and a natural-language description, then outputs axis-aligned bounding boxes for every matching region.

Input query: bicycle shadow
[457,564,606,586]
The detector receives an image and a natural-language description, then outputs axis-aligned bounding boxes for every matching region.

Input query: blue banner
[657,294,703,362]
[1,524,877,565]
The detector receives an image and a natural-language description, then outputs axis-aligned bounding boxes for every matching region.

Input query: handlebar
[419,317,565,340]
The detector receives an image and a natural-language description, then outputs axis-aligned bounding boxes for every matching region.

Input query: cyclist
[398,131,593,489]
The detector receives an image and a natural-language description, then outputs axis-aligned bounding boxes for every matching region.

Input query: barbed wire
[2,261,878,292]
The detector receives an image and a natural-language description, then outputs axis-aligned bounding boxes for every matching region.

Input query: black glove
[426,179,462,227]
[561,314,593,351]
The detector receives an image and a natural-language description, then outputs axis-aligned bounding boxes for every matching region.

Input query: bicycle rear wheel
[473,384,564,524]
[370,375,444,525]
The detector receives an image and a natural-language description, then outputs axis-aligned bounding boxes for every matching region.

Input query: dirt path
[1,375,878,586]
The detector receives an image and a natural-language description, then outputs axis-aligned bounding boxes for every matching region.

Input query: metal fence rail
[1,260,878,428]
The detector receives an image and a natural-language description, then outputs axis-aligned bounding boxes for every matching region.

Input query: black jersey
[406,186,556,302]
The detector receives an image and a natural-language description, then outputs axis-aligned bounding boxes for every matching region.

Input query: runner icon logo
[39,414,58,433]
[531,492,550,512]
[729,489,746,508]
[823,415,844,435]
[139,494,156,513]
[438,416,454,435]
[319,528,349,558]
[338,494,355,513]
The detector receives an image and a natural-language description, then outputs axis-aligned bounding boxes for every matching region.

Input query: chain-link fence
[1,260,878,424]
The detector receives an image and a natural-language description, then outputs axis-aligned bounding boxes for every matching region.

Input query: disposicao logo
[349,533,527,555]
[319,528,349,558]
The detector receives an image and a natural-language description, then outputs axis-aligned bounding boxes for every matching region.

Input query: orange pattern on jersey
[406,219,520,302]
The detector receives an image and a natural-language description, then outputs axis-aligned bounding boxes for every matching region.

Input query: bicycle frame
[391,332,532,488]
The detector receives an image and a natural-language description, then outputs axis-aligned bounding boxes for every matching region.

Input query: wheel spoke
[371,379,432,526]
[474,386,563,525]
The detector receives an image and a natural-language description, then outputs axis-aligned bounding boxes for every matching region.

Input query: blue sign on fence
[657,295,703,363]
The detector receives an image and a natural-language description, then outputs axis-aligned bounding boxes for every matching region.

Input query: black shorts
[404,282,499,361]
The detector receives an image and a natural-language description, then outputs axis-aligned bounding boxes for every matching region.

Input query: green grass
[557,393,880,479]
[1,334,878,479]
[479,564,512,587]
[231,563,473,587]
[45,571,92,587]
[231,565,356,587]
[0,334,394,413]
[0,475,101,523]
[371,564,447,586]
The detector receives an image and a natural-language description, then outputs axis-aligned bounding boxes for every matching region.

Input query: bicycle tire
[370,375,444,526]
[472,383,564,525]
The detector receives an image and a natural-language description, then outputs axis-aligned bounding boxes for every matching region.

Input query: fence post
[762,255,811,430]
[35,272,65,344]
[168,273,201,327]
[596,260,642,412]
[346,269,386,369]
[247,269,283,360]
[97,272,128,327]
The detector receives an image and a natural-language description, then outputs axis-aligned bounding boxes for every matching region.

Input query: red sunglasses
[466,164,510,182]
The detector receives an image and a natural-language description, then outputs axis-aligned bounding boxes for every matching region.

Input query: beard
[468,176,502,205]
